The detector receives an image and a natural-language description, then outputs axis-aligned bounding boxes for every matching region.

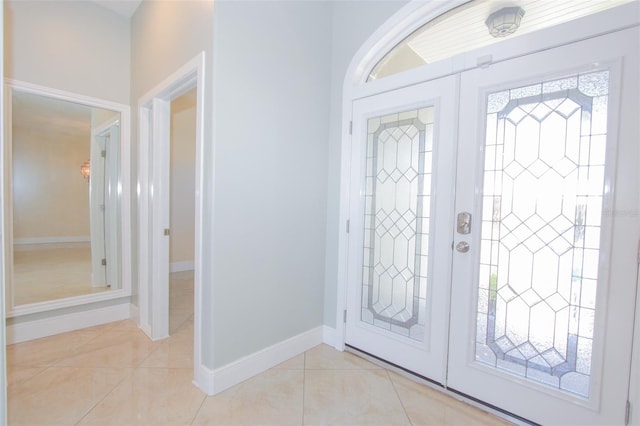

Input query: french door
[346,75,458,382]
[345,27,638,425]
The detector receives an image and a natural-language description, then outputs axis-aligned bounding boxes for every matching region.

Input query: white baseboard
[193,363,216,395]
[170,261,194,273]
[322,325,340,348]
[14,236,90,245]
[6,302,131,344]
[129,303,140,323]
[194,326,324,396]
[139,323,153,340]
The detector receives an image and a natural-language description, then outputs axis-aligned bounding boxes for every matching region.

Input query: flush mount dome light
[486,6,525,38]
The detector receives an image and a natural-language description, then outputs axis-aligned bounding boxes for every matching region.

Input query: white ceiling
[90,0,142,18]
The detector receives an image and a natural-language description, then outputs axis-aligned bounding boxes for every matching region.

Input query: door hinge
[349,121,353,135]
[625,400,631,425]
[101,150,106,158]
[101,258,107,266]
[164,228,170,236]
[343,309,347,323]
[346,219,350,234]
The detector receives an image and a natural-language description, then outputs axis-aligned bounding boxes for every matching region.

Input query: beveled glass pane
[361,106,434,342]
[475,69,610,398]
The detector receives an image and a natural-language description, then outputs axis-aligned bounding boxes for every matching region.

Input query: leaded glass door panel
[345,75,458,381]
[447,28,638,425]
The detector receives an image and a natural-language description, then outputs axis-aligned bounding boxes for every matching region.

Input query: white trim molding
[194,326,324,396]
[322,325,339,349]
[6,302,131,344]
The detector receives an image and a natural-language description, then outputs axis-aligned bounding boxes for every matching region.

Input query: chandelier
[80,160,90,180]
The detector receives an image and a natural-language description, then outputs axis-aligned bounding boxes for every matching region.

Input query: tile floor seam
[73,366,134,426]
[386,368,415,426]
[7,364,52,389]
[70,330,104,351]
[188,390,209,426]
[135,338,164,368]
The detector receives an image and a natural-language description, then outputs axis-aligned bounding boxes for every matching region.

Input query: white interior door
[345,75,457,382]
[345,25,638,425]
[447,28,639,425]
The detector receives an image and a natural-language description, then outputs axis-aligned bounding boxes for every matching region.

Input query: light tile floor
[7,271,512,425]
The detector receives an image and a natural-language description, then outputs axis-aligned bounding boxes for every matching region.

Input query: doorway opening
[137,53,205,381]
[168,89,197,335]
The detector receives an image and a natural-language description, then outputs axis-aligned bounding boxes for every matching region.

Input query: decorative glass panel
[475,70,610,398]
[361,107,434,342]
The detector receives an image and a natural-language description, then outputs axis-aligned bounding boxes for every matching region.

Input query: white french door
[346,75,458,382]
[345,27,638,425]
[448,27,639,425]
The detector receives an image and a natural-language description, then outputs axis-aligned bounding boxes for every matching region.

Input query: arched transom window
[368,0,633,81]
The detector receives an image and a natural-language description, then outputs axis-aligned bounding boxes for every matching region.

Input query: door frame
[137,54,205,369]
[337,0,640,420]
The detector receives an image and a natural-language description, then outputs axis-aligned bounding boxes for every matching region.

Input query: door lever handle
[457,212,472,234]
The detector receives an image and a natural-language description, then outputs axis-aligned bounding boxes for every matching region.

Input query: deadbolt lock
[457,212,472,234]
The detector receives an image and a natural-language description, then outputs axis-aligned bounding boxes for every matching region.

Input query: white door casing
[137,52,207,392]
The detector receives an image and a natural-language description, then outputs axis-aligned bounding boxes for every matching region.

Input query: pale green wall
[323,0,410,328]
[210,0,332,368]
[4,0,130,104]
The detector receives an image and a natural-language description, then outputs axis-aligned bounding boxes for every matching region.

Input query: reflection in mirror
[11,91,121,307]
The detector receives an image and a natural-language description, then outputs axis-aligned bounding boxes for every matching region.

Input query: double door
[345,27,638,425]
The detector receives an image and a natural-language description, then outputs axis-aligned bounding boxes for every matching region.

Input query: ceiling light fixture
[486,6,525,38]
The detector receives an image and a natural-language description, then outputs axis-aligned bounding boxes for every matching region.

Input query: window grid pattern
[362,108,434,342]
[475,71,609,397]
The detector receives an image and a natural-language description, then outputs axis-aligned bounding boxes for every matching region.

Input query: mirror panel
[6,82,130,314]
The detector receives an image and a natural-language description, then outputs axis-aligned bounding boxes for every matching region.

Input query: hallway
[7,272,510,425]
